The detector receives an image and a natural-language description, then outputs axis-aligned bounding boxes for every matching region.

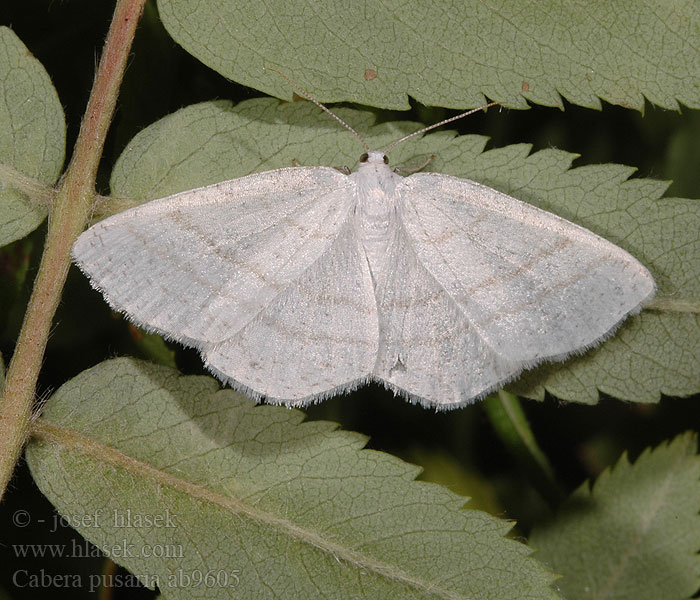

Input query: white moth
[72,94,655,410]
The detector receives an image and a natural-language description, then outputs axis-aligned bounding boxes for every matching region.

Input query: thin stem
[0,161,131,223]
[97,558,118,600]
[483,390,564,507]
[0,0,146,501]
[0,163,55,209]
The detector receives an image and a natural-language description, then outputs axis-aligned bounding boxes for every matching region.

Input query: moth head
[360,151,389,165]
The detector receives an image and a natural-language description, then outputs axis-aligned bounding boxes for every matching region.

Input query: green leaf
[157,0,700,111]
[529,433,700,600]
[129,326,178,368]
[482,391,562,507]
[26,358,558,599]
[408,447,505,518]
[107,98,699,404]
[0,27,65,246]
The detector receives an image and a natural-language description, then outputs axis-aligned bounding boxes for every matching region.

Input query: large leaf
[0,27,65,246]
[106,98,699,404]
[529,433,700,600]
[157,0,700,110]
[26,358,558,599]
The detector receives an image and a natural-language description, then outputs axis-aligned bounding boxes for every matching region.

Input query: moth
[73,91,655,409]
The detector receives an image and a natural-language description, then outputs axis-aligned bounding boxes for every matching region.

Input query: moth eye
[383,155,389,164]
[359,153,369,162]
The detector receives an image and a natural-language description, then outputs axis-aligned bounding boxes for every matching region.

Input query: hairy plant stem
[0,0,146,501]
[0,164,55,209]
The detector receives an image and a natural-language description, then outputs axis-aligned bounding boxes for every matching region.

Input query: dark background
[1,1,698,598]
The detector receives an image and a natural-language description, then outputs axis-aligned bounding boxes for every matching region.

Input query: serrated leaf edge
[33,418,515,600]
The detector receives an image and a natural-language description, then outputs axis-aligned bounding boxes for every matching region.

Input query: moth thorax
[356,186,396,279]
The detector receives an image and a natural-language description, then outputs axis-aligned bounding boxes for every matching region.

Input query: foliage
[531,433,700,600]
[28,358,558,599]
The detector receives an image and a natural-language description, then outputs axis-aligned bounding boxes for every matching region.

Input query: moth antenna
[383,102,504,154]
[267,68,371,152]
